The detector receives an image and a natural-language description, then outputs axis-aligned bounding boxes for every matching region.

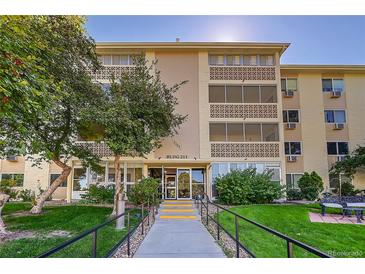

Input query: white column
[104,162,109,184]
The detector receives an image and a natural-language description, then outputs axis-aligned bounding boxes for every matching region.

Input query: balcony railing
[211,142,280,158]
[76,141,113,157]
[210,65,276,81]
[88,65,136,81]
[210,103,278,119]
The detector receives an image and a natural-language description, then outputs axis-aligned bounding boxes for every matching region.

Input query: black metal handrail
[196,194,331,258]
[38,206,152,258]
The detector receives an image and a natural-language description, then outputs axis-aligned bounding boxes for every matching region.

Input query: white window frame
[99,55,135,66]
[0,173,25,187]
[208,54,275,67]
[281,78,298,92]
[324,109,346,124]
[327,141,349,156]
[284,141,302,155]
[322,78,344,92]
[283,109,300,123]
[286,173,303,189]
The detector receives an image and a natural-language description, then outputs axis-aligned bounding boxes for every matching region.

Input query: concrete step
[159,215,197,220]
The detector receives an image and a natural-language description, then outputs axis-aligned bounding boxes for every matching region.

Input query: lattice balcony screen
[88,66,136,81]
[210,104,278,119]
[76,142,113,157]
[210,66,276,81]
[211,142,280,158]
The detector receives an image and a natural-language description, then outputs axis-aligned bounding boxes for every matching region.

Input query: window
[286,173,303,189]
[262,124,279,141]
[0,174,24,187]
[259,55,274,66]
[281,78,297,92]
[226,55,241,66]
[50,174,67,187]
[209,123,226,141]
[283,110,299,123]
[99,55,135,66]
[329,173,352,189]
[209,86,225,103]
[322,79,344,92]
[192,169,205,197]
[324,110,346,123]
[243,55,257,66]
[126,168,143,182]
[245,124,261,142]
[327,142,349,155]
[243,86,260,103]
[90,169,105,184]
[209,55,224,65]
[285,142,301,155]
[226,86,243,103]
[260,86,277,103]
[227,123,244,142]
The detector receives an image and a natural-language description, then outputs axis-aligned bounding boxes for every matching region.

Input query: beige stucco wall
[298,74,329,186]
[152,51,200,160]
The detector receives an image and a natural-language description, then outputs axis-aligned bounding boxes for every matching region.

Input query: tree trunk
[30,159,71,214]
[111,154,122,216]
[0,193,10,233]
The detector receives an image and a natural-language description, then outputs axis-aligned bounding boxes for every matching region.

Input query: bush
[0,179,19,200]
[337,181,361,196]
[18,189,35,202]
[297,171,324,201]
[286,189,303,200]
[128,177,160,207]
[80,184,115,204]
[216,168,283,205]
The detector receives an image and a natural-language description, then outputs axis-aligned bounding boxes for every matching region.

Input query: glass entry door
[165,175,176,199]
[177,169,192,199]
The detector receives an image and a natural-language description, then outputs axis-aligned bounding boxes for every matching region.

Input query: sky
[86,16,365,65]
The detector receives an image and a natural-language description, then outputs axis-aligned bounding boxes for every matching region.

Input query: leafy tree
[88,55,186,215]
[0,16,103,214]
[335,181,361,196]
[128,178,160,208]
[216,169,283,205]
[297,171,324,201]
[330,146,365,178]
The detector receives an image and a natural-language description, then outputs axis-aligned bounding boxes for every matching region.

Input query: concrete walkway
[134,200,226,258]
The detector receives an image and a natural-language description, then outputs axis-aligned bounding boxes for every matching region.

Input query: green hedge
[216,168,283,205]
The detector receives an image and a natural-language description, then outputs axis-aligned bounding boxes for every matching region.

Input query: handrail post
[235,215,239,258]
[127,212,130,257]
[206,200,209,226]
[92,230,97,258]
[287,241,293,258]
[141,205,144,235]
[200,198,203,216]
[147,200,150,227]
[216,205,220,241]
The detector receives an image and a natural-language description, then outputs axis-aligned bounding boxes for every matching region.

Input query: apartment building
[1,42,365,201]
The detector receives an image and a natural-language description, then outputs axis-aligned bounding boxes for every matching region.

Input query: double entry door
[165,168,191,200]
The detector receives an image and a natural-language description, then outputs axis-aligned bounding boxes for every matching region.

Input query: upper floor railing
[210,103,278,119]
[210,142,280,158]
[87,65,136,81]
[210,65,276,81]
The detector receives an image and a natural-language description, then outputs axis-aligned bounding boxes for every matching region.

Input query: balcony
[211,142,280,158]
[88,65,136,81]
[210,66,276,81]
[76,141,113,157]
[210,103,278,119]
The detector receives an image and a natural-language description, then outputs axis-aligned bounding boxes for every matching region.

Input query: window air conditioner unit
[6,156,18,162]
[333,123,344,130]
[331,91,342,98]
[286,155,297,162]
[286,123,296,130]
[337,155,346,162]
[283,90,294,98]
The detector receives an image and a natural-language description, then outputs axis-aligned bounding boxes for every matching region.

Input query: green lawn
[0,202,142,258]
[217,204,365,258]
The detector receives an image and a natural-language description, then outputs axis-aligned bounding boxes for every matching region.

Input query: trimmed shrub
[216,168,283,205]
[18,189,35,202]
[80,184,115,204]
[336,181,361,196]
[297,171,324,201]
[0,179,19,200]
[286,189,303,200]
[128,177,160,207]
